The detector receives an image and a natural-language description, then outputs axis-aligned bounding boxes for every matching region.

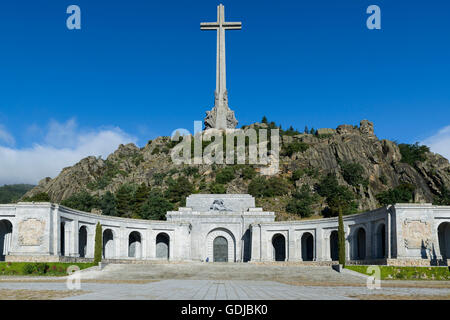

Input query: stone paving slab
[0,279,448,300]
[0,263,448,300]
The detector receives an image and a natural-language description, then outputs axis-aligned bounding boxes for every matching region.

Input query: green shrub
[282,141,309,157]
[99,191,118,216]
[215,167,236,184]
[340,162,368,187]
[376,183,415,206]
[291,169,304,182]
[139,189,173,220]
[316,173,357,217]
[433,186,450,205]
[21,263,48,275]
[281,126,301,136]
[153,172,166,186]
[151,147,160,155]
[166,176,193,203]
[132,154,144,166]
[22,192,51,202]
[209,183,226,194]
[399,142,429,167]
[241,167,256,180]
[345,265,450,281]
[61,191,99,212]
[22,263,36,274]
[35,263,49,274]
[115,184,138,217]
[183,167,199,176]
[285,185,318,217]
[248,176,290,198]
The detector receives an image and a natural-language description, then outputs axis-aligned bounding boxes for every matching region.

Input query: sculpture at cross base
[204,91,238,129]
[201,4,241,130]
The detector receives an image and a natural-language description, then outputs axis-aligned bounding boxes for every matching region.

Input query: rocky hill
[23,120,450,220]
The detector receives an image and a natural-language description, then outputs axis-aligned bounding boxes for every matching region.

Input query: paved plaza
[0,262,449,300]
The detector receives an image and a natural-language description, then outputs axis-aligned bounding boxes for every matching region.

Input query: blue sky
[0,0,449,184]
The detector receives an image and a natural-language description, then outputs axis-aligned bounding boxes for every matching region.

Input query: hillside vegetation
[0,184,35,204]
[22,118,450,221]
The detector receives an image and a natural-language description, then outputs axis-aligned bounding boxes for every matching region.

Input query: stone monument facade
[201,4,240,130]
[0,197,449,265]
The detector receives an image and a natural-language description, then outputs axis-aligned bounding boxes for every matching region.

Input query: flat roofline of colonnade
[1,202,449,224]
[0,202,190,225]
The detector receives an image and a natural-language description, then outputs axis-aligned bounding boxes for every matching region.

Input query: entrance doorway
[213,236,228,262]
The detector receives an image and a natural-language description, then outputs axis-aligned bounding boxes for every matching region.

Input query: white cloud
[0,125,15,146]
[0,119,137,185]
[421,125,450,161]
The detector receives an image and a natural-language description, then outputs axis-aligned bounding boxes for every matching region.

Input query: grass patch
[345,265,450,281]
[0,262,96,277]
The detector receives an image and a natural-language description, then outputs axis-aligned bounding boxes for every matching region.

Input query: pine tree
[134,183,150,215]
[304,126,309,134]
[94,222,102,264]
[100,191,118,216]
[261,116,268,124]
[139,189,174,220]
[115,184,136,217]
[338,207,346,266]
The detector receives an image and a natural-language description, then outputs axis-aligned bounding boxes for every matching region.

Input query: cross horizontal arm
[200,22,242,30]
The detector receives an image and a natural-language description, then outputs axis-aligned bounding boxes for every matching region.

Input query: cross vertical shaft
[201,4,242,130]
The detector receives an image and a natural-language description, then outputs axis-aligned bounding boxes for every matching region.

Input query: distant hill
[0,184,35,204]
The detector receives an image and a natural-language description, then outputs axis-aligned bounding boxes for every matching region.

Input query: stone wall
[1,199,449,266]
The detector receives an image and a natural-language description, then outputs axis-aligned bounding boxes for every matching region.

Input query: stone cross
[201,4,241,130]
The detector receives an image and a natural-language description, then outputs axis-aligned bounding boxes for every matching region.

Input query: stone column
[64,223,71,257]
[148,230,155,259]
[315,228,323,261]
[119,227,126,259]
[386,211,391,259]
[345,225,351,260]
[250,224,261,262]
[72,219,79,257]
[287,227,294,261]
[86,230,94,258]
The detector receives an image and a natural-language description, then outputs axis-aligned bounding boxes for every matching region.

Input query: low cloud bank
[0,119,136,185]
[421,125,450,161]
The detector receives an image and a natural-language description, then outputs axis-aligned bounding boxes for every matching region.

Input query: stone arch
[60,222,66,256]
[438,222,450,260]
[103,229,115,259]
[301,232,314,261]
[156,232,170,259]
[272,233,286,262]
[128,231,142,258]
[375,223,386,259]
[206,228,236,262]
[329,230,339,261]
[78,226,88,258]
[353,227,366,260]
[0,219,13,261]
